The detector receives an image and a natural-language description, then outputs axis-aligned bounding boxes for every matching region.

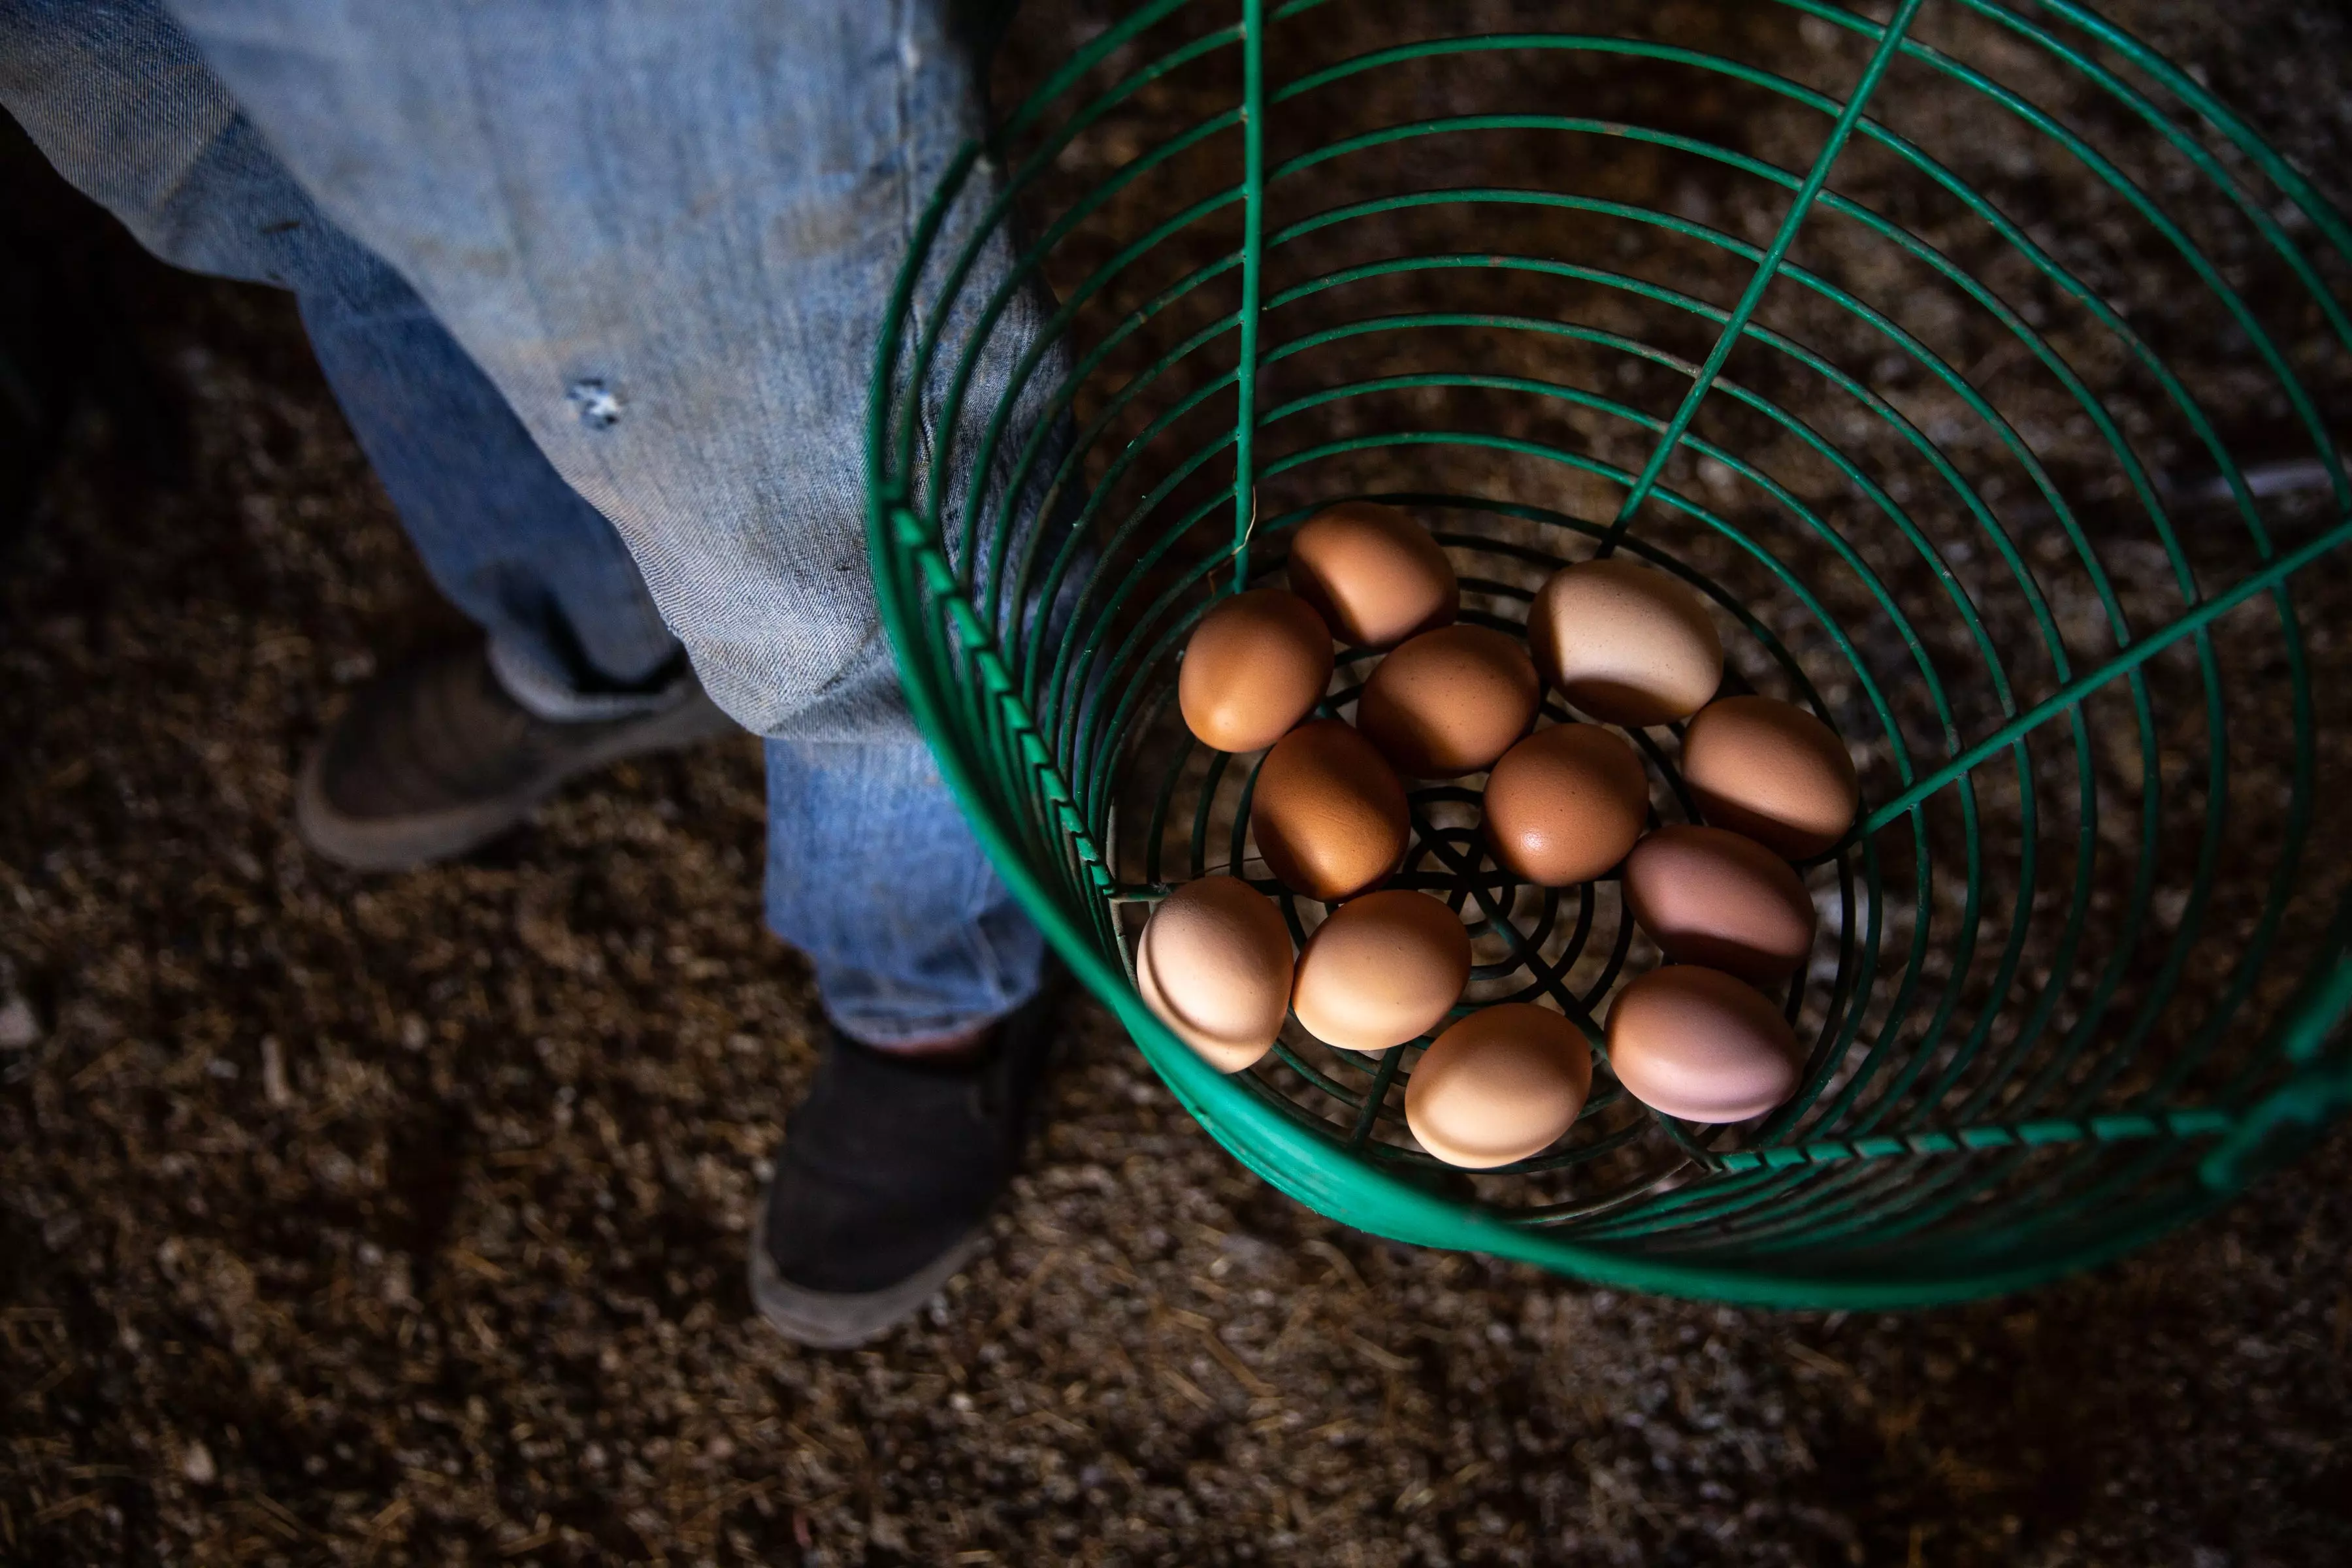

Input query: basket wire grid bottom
[868,0,2352,1305]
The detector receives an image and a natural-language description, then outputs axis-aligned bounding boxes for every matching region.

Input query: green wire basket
[868,0,2352,1306]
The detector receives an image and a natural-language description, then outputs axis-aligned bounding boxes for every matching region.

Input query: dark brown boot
[295,643,735,871]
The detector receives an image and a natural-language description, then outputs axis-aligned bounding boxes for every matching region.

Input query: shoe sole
[747,1198,990,1350]
[295,689,738,872]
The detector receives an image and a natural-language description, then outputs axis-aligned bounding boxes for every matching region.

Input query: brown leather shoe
[295,643,735,871]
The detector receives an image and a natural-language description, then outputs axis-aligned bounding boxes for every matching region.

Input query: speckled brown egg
[1680,696,1860,860]
[1292,890,1472,1054]
[1622,825,1816,983]
[1286,500,1459,648]
[1405,1004,1593,1169]
[1250,719,1411,901]
[1605,966,1804,1124]
[1356,625,1539,777]
[1528,557,1723,727]
[1136,875,1295,1073]
[1178,587,1334,753]
[1481,724,1651,887]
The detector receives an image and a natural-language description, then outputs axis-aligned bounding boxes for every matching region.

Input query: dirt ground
[5,3,2352,1565]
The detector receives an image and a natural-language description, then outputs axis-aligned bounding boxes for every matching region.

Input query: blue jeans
[0,0,1045,1045]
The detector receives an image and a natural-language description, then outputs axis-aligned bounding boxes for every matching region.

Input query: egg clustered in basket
[1141,502,1859,1169]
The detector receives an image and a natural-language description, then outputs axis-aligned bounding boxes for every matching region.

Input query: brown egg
[1623,825,1816,983]
[1136,875,1295,1073]
[1286,501,1459,648]
[1178,587,1334,753]
[1405,1004,1593,1169]
[1527,558,1723,727]
[1292,890,1472,1054]
[1680,696,1859,860]
[1482,725,1651,887]
[1605,966,1804,1123]
[1249,720,1411,901]
[1356,625,1539,777]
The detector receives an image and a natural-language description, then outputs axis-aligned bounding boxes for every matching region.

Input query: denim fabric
[0,0,1048,1041]
[161,0,1027,745]
[764,739,1044,1045]
[0,0,684,713]
[299,278,688,713]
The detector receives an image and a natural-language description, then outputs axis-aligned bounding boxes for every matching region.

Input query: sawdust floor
[6,4,2352,1564]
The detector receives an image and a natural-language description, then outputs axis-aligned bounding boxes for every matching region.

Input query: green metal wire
[868,0,2352,1306]
[1600,0,1928,549]
[1231,0,1267,587]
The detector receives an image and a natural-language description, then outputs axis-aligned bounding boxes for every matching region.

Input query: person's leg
[32,0,1060,1336]
[142,4,1057,970]
[0,0,733,868]
[286,261,743,871]
[750,737,1056,1346]
[295,270,685,711]
[763,740,1046,1051]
